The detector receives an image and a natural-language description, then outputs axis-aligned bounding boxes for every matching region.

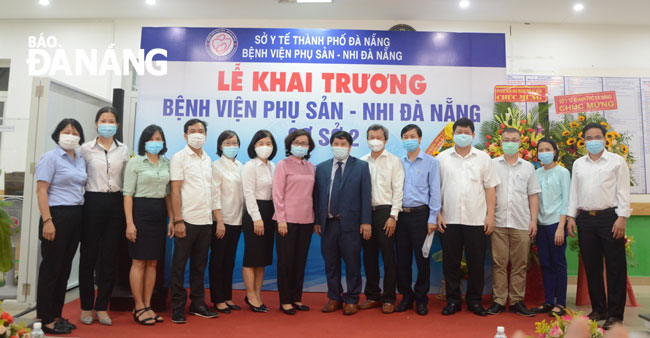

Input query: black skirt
[242,200,276,267]
[129,197,167,260]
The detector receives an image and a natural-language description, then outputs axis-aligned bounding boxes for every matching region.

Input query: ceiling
[1,0,649,26]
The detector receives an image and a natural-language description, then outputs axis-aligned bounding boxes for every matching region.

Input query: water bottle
[31,322,44,338]
[494,326,507,338]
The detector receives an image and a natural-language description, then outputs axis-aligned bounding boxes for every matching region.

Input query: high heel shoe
[133,308,155,326]
[244,296,268,313]
[280,306,296,315]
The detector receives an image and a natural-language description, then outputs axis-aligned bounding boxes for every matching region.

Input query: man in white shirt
[486,128,541,317]
[169,119,218,323]
[567,122,631,330]
[437,118,500,317]
[359,124,404,314]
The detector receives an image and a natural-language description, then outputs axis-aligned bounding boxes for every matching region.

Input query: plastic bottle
[494,326,507,338]
[31,322,44,338]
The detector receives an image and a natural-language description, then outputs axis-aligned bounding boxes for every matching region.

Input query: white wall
[1,18,650,189]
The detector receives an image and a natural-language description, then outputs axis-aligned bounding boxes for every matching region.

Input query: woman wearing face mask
[531,137,571,317]
[78,106,131,326]
[35,119,87,334]
[272,129,316,315]
[123,125,174,325]
[209,130,245,313]
[241,130,278,312]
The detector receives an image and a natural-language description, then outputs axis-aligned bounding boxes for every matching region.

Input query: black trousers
[209,224,241,304]
[37,206,83,325]
[170,222,212,311]
[439,223,487,306]
[79,192,125,311]
[395,208,430,304]
[363,207,396,303]
[276,223,313,304]
[577,210,627,320]
[321,218,362,304]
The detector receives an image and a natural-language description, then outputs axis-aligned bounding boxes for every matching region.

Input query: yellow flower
[432,151,440,156]
[445,135,453,141]
[578,132,583,139]
[567,138,577,146]
[577,140,585,148]
[600,121,609,130]
[614,131,621,138]
[561,130,570,137]
[606,132,615,140]
[569,121,579,129]
[577,115,586,122]
[622,145,628,153]
[605,140,611,147]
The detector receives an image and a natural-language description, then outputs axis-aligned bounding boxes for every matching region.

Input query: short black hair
[400,124,422,138]
[95,106,119,124]
[217,130,240,157]
[537,137,559,161]
[184,119,207,134]
[330,130,353,145]
[51,118,85,144]
[582,122,606,138]
[285,129,315,160]
[501,127,521,136]
[453,118,475,133]
[137,124,167,156]
[367,124,389,140]
[247,129,277,160]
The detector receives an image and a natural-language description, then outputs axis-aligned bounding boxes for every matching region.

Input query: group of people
[34,106,631,334]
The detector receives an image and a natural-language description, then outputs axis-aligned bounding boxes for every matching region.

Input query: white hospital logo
[205,29,238,60]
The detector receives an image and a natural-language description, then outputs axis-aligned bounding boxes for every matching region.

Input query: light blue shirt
[35,146,88,206]
[536,165,571,226]
[401,150,441,224]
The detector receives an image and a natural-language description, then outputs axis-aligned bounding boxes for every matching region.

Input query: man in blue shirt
[394,124,441,316]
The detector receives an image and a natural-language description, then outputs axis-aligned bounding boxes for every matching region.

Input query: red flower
[520,120,527,124]
[500,123,505,129]
[498,129,503,134]
[486,135,492,140]
[17,329,28,337]
[1,311,14,324]
[531,141,537,147]
[533,156,538,162]
[527,128,534,133]
[485,142,490,147]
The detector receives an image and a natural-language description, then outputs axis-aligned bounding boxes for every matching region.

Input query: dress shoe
[245,296,268,313]
[214,304,231,314]
[509,301,535,317]
[587,311,608,321]
[293,303,310,311]
[382,303,395,314]
[487,302,506,315]
[442,303,461,315]
[171,309,186,324]
[42,321,72,335]
[226,303,241,311]
[602,317,623,330]
[189,303,219,318]
[416,303,428,315]
[395,299,414,312]
[359,299,382,310]
[549,306,567,317]
[322,300,342,313]
[97,315,113,326]
[531,303,553,314]
[59,317,77,330]
[469,303,488,316]
[280,306,296,315]
[343,304,358,315]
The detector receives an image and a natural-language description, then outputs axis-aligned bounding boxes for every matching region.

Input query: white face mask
[58,134,80,150]
[332,146,349,160]
[187,133,206,149]
[368,139,385,152]
[255,145,273,159]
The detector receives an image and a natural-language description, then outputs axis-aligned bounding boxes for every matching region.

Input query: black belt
[579,207,616,217]
[400,205,429,213]
[327,215,341,222]
[372,205,391,212]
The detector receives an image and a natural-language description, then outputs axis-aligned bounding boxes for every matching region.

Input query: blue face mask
[538,152,555,165]
[453,134,473,147]
[97,124,117,138]
[222,146,239,159]
[501,142,520,156]
[145,141,164,155]
[586,140,605,154]
[402,139,419,152]
[291,145,308,158]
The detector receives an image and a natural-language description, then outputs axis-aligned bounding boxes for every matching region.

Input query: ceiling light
[459,0,470,9]
[296,0,332,3]
[573,3,584,11]
[146,0,156,5]
[39,0,50,6]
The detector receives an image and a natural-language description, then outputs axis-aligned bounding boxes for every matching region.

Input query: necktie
[329,161,343,217]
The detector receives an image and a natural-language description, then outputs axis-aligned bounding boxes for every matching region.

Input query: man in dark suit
[314,130,372,316]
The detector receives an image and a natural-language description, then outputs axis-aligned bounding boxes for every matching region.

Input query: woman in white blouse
[209,130,245,314]
[78,106,130,325]
[241,130,277,313]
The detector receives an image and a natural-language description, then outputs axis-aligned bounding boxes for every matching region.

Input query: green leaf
[0,204,14,273]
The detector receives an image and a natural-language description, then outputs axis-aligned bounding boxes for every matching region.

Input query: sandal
[133,308,156,326]
[144,306,164,323]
